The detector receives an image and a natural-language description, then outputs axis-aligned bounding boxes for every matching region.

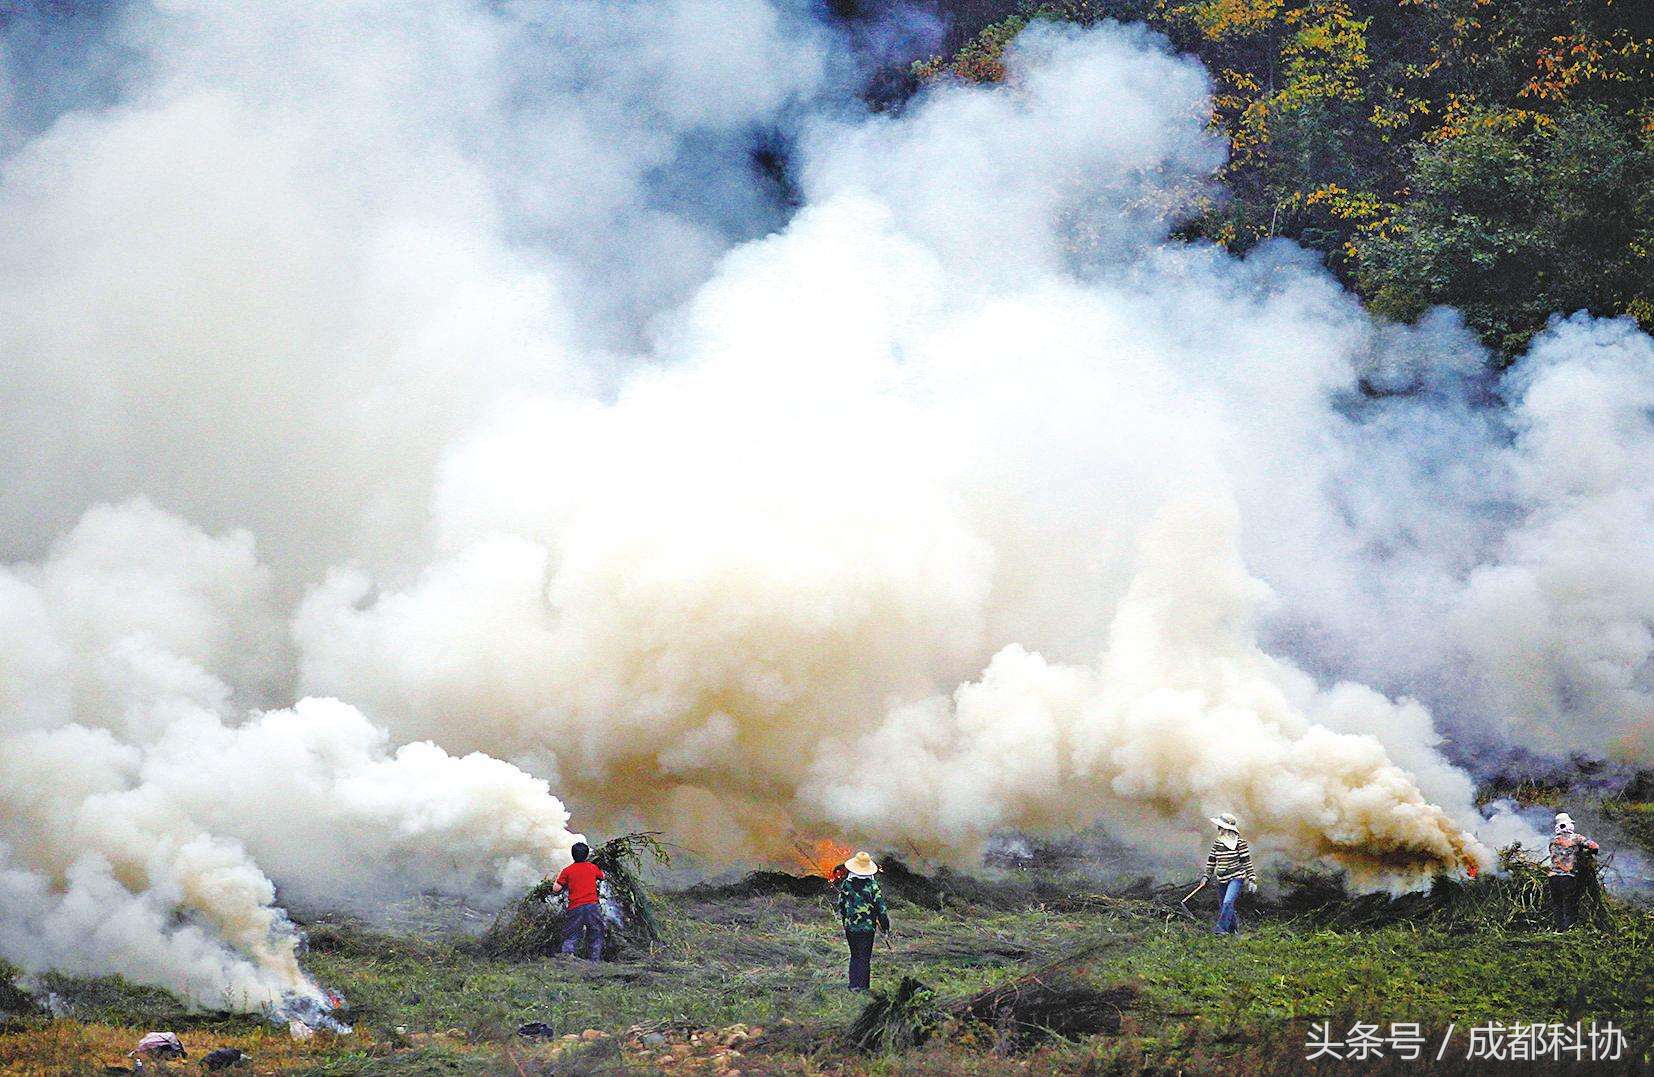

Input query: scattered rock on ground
[613,1022,777,1073]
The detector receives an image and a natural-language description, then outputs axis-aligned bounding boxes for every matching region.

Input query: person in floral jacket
[834,851,890,990]
[1546,812,1600,931]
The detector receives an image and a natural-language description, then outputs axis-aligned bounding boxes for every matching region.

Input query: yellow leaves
[1426,97,1552,144]
[1226,97,1274,163]
[1426,93,1478,143]
[1300,183,1389,223]
[1278,184,1396,257]
[1277,2,1372,106]
[916,0,1654,301]
[1250,182,1402,269]
[1370,90,1432,134]
[1523,30,1654,104]
[1179,0,1377,152]
[1188,0,1284,41]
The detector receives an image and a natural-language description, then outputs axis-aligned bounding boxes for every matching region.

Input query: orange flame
[791,837,853,879]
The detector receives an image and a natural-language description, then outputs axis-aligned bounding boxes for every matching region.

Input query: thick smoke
[1445,318,1654,762]
[0,0,829,1009]
[0,501,578,1008]
[0,1,1649,1008]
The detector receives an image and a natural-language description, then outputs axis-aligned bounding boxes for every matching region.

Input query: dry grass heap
[482,833,670,961]
[1276,844,1616,931]
[841,942,1139,1057]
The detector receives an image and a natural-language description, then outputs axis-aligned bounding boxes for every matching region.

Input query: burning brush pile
[793,838,854,881]
[1274,844,1616,932]
[482,833,671,961]
[275,989,351,1038]
[685,838,1012,911]
[677,838,854,902]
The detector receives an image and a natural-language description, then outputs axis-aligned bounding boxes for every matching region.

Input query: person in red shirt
[552,841,607,960]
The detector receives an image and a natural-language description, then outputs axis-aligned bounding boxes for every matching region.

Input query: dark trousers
[846,929,875,990]
[560,902,605,960]
[1549,875,1581,931]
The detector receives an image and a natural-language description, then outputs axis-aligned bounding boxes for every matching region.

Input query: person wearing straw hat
[834,851,890,990]
[1202,813,1257,935]
[1545,812,1599,931]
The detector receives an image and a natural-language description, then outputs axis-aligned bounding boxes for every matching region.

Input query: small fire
[791,837,853,879]
[1464,860,1480,880]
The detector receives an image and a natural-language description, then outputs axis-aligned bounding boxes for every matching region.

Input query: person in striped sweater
[1203,812,1258,935]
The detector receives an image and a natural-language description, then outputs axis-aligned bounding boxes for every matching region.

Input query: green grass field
[3,840,1651,1075]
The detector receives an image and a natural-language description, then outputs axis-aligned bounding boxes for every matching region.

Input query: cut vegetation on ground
[2,805,1651,1075]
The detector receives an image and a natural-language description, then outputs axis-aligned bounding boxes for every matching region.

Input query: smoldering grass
[1273,844,1620,933]
[8,857,1650,1073]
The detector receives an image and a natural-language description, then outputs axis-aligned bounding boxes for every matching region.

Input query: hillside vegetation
[912,0,1654,359]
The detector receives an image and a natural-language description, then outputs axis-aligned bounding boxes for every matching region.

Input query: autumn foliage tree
[913,0,1654,358]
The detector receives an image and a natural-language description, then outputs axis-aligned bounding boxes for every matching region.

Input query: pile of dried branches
[844,943,1137,1055]
[482,833,671,960]
[846,976,939,1052]
[1275,844,1615,932]
[954,973,1137,1050]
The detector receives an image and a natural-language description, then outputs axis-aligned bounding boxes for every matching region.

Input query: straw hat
[1209,812,1241,833]
[845,851,879,877]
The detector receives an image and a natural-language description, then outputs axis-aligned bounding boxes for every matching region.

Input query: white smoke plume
[0,0,833,1010]
[0,0,1648,1007]
[1446,318,1654,762]
[0,501,579,1008]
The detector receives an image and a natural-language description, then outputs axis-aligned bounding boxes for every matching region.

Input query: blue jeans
[1214,877,1244,935]
[560,902,605,960]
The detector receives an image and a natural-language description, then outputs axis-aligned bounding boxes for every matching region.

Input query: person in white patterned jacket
[1545,812,1599,931]
[1203,812,1258,935]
